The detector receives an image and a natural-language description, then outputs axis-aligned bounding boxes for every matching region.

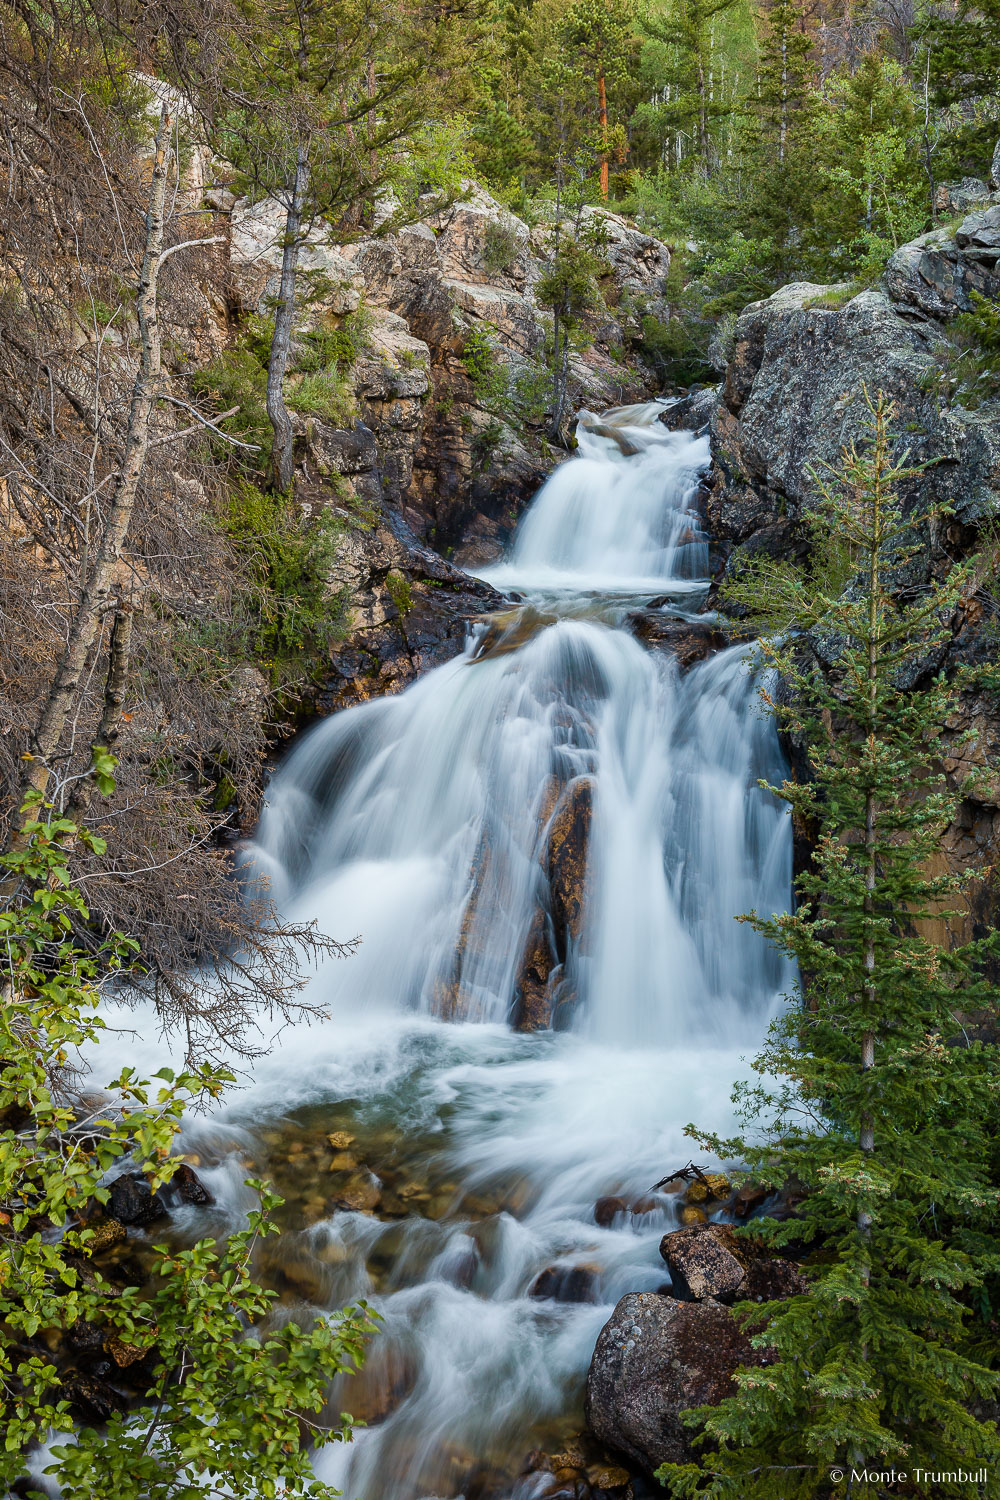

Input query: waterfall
[96,404,793,1500]
[478,410,710,600]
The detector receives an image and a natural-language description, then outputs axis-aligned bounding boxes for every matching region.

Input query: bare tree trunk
[597,63,609,199]
[16,107,172,815]
[65,607,134,829]
[266,139,309,493]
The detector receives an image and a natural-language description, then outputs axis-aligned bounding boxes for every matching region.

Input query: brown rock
[326,1130,356,1150]
[594,1195,628,1227]
[733,1181,768,1218]
[546,776,595,953]
[84,1217,128,1254]
[743,1256,808,1302]
[659,1223,747,1303]
[334,1169,382,1213]
[333,1340,417,1426]
[164,1162,214,1207]
[530,1264,600,1304]
[588,1462,632,1496]
[510,909,559,1031]
[105,1333,149,1369]
[679,1204,706,1225]
[584,1293,775,1474]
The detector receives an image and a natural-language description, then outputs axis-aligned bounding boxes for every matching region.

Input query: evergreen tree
[756,0,813,164]
[922,0,1000,180]
[811,53,926,282]
[660,393,1000,1498]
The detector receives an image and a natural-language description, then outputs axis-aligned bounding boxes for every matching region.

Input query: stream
[95,404,793,1499]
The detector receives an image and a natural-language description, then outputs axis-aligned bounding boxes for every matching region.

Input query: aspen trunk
[17,107,172,814]
[598,67,609,198]
[266,140,309,493]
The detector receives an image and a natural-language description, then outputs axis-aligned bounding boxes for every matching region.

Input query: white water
[479,408,709,603]
[89,406,793,1500]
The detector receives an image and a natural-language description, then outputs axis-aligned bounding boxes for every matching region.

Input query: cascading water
[95,404,793,1500]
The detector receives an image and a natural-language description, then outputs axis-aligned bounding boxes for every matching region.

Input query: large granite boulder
[585,1293,774,1474]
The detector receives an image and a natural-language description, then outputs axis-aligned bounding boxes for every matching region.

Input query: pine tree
[756,0,813,164]
[660,392,1000,1498]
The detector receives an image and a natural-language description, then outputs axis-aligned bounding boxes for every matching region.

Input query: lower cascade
[102,405,793,1499]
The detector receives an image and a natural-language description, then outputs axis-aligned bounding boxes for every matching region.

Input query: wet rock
[333,1340,417,1426]
[163,1162,214,1207]
[106,1173,167,1227]
[594,1195,628,1227]
[328,1151,359,1171]
[105,1333,148,1369]
[83,1217,128,1253]
[586,1463,632,1497]
[732,1181,769,1218]
[546,776,595,956]
[683,1172,730,1204]
[626,612,722,668]
[510,909,559,1031]
[678,1204,706,1225]
[530,1263,600,1304]
[470,605,559,663]
[64,1371,130,1424]
[659,1224,746,1303]
[332,1168,382,1213]
[326,1130,356,1149]
[585,1292,774,1474]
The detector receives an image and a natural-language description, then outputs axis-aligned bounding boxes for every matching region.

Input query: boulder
[510,908,559,1031]
[585,1293,773,1474]
[659,1224,746,1303]
[106,1173,167,1227]
[163,1162,214,1207]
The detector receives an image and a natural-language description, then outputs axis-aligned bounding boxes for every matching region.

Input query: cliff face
[687,205,1000,938]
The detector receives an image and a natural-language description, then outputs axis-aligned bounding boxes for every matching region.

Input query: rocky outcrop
[695,208,1000,927]
[220,184,677,711]
[584,1293,774,1474]
[702,206,1000,568]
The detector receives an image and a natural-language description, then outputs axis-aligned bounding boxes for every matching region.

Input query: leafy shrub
[936,291,1000,408]
[0,804,372,1500]
[637,312,715,389]
[385,569,413,614]
[461,322,509,409]
[294,324,358,373]
[471,417,503,471]
[191,346,270,463]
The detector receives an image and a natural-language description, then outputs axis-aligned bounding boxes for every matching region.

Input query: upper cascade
[478,404,710,601]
